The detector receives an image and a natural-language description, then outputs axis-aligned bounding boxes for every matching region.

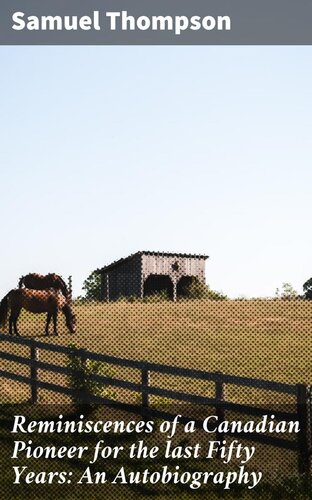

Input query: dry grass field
[17,299,312,379]
[1,298,311,404]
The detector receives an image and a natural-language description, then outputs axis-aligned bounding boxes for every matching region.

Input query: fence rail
[0,332,310,473]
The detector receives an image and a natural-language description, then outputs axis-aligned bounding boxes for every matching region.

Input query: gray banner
[0,0,312,45]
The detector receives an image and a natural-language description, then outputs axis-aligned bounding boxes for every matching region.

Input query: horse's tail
[18,276,25,288]
[0,293,10,329]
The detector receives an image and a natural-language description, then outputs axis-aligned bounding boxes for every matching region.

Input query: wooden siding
[100,253,142,300]
[142,254,206,283]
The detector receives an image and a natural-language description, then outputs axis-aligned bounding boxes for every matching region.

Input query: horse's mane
[48,274,69,298]
[56,275,68,291]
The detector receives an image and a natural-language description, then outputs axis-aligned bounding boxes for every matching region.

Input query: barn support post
[68,276,72,300]
[106,274,110,302]
[140,274,144,300]
[141,366,150,416]
[296,383,310,474]
[30,342,39,404]
[173,279,177,302]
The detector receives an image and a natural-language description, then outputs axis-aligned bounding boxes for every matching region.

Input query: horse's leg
[53,311,58,336]
[9,315,13,335]
[10,309,20,336]
[14,316,20,336]
[45,312,52,335]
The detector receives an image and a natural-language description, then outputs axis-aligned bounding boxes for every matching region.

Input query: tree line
[80,271,312,301]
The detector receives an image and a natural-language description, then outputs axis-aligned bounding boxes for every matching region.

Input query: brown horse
[19,273,69,300]
[0,289,76,336]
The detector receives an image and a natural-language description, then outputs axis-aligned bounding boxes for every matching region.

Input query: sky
[0,46,311,298]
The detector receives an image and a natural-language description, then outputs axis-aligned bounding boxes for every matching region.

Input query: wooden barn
[97,251,208,302]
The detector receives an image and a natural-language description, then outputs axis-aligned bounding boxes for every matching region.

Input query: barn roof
[97,251,209,273]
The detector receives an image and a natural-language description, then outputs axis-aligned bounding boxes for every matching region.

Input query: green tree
[276,282,298,299]
[303,278,312,299]
[82,270,101,301]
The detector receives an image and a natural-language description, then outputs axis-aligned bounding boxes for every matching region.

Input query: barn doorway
[143,275,173,299]
[177,276,193,298]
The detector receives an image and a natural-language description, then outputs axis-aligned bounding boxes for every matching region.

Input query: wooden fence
[0,332,310,473]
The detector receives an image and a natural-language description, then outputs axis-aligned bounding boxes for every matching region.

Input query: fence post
[141,366,150,416]
[30,342,39,404]
[215,373,226,444]
[296,383,310,474]
[79,348,91,407]
[68,275,72,301]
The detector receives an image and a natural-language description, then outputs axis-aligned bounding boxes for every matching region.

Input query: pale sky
[1,46,311,298]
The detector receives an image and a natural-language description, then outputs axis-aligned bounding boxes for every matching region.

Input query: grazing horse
[0,289,76,336]
[19,273,69,300]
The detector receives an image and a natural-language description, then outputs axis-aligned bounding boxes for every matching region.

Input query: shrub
[127,295,140,303]
[143,289,169,303]
[66,343,116,408]
[181,277,227,300]
[275,283,298,300]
